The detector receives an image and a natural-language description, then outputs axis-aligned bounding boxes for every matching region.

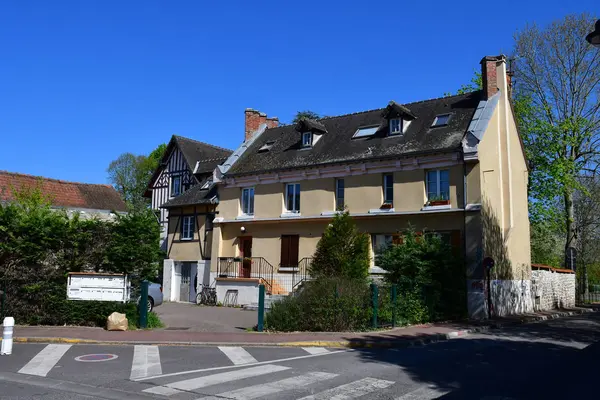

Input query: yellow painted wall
[466,163,481,204]
[394,170,425,211]
[301,179,335,215]
[255,183,284,217]
[166,205,213,261]
[344,174,383,213]
[219,187,241,218]
[213,212,464,271]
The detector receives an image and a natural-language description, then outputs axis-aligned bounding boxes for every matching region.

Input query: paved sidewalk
[3,307,595,348]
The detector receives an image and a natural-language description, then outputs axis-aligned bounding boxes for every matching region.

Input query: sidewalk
[3,307,596,349]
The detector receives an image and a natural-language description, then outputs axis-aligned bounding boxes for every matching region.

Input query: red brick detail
[244,109,278,141]
[480,56,500,99]
[0,170,127,211]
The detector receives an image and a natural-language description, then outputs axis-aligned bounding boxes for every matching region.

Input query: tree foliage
[0,186,163,325]
[513,13,600,263]
[309,210,370,281]
[376,230,466,320]
[107,143,166,210]
[292,110,321,123]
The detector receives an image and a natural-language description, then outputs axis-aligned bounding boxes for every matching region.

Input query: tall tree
[513,13,600,268]
[107,143,166,209]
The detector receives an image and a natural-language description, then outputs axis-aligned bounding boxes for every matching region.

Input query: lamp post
[586,19,600,48]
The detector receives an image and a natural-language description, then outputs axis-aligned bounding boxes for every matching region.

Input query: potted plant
[380,202,393,209]
[427,195,450,206]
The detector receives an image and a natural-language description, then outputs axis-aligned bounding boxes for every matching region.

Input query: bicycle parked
[196,284,217,306]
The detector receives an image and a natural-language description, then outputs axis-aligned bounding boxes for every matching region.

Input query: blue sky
[0,1,597,184]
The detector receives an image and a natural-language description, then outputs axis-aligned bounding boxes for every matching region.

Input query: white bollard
[1,317,14,355]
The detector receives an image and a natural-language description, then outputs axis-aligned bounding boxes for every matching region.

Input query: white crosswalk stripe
[302,347,329,355]
[218,346,258,365]
[297,377,394,399]
[130,345,162,380]
[395,385,451,399]
[142,364,290,395]
[197,371,338,400]
[18,344,71,377]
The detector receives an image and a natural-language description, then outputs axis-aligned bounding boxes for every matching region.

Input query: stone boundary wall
[531,269,575,310]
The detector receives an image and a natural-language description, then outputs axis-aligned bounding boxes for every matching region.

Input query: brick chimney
[480,55,505,99]
[244,109,279,141]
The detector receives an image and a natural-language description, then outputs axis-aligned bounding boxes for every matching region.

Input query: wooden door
[239,237,252,278]
[280,235,300,269]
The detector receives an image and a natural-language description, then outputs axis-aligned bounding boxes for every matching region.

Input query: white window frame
[285,183,301,213]
[302,132,313,147]
[241,187,255,215]
[426,169,450,200]
[335,178,345,210]
[171,175,182,197]
[389,118,402,135]
[181,215,194,240]
[383,173,394,204]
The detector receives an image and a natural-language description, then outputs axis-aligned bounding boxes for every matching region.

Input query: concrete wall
[531,270,576,310]
[215,279,259,306]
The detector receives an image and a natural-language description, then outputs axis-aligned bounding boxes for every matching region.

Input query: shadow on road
[344,313,600,399]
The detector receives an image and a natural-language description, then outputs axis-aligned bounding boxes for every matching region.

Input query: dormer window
[302,132,313,147]
[389,119,402,135]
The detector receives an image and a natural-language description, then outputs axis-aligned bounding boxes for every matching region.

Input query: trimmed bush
[265,278,372,332]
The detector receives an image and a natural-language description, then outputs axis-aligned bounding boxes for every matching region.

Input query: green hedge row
[2,280,144,328]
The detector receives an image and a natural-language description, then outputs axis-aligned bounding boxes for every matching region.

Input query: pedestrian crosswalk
[9,343,453,399]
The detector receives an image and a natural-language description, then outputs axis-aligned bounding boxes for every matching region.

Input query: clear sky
[1,1,597,184]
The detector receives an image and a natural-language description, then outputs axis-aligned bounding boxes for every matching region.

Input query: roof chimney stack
[480,55,505,99]
[244,109,278,141]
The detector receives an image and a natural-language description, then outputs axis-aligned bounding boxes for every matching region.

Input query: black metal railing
[292,257,313,291]
[217,257,275,294]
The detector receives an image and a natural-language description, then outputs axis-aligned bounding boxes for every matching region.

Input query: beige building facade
[161,55,532,317]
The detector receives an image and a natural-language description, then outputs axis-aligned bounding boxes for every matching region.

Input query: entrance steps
[243,294,288,311]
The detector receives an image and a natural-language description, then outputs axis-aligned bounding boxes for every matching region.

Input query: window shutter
[280,236,290,267]
[290,235,299,267]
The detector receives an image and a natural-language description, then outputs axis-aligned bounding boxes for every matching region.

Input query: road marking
[197,371,338,400]
[142,364,290,394]
[143,386,185,396]
[218,346,258,365]
[395,385,451,399]
[18,344,71,377]
[130,345,162,380]
[302,347,329,355]
[132,349,348,382]
[297,377,394,399]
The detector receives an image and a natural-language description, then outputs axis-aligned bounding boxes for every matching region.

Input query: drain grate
[164,327,190,331]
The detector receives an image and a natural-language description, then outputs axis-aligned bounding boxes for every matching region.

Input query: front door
[239,237,252,278]
[180,262,191,302]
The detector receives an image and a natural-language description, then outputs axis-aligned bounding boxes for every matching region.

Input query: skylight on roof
[258,141,275,152]
[432,114,451,127]
[353,126,379,138]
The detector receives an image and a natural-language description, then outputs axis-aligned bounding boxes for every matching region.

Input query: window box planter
[380,202,393,209]
[427,199,450,207]
[233,257,242,262]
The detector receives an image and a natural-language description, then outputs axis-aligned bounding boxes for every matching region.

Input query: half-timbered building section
[145,135,232,250]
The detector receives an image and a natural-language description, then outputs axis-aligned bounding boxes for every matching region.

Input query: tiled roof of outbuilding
[227,91,481,176]
[0,171,127,212]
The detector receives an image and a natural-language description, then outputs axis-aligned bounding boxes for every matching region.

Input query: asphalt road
[1,312,600,399]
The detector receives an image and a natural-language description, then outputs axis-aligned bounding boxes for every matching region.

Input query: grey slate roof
[227,91,482,176]
[173,135,232,175]
[161,179,218,209]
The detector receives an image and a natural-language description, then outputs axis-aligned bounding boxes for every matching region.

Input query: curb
[3,308,594,349]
